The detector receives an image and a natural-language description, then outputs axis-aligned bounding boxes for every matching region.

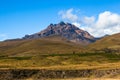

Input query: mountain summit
[23,22,95,44]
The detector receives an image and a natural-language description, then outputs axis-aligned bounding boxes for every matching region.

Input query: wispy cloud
[58,9,120,37]
[0,34,8,41]
[83,16,95,25]
[58,8,78,22]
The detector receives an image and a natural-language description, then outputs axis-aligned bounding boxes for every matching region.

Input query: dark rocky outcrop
[23,22,95,44]
[0,68,120,80]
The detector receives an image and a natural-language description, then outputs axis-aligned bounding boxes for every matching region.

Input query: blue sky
[0,0,120,41]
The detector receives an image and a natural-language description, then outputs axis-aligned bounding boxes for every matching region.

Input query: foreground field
[0,52,119,79]
[0,52,120,69]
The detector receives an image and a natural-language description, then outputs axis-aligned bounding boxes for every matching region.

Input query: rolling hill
[89,33,120,53]
[0,35,83,57]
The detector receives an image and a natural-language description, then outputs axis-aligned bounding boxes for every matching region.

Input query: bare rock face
[23,22,95,44]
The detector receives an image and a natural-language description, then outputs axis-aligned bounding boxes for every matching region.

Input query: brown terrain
[0,22,120,80]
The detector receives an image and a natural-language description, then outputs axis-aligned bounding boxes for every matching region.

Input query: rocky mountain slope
[23,22,95,45]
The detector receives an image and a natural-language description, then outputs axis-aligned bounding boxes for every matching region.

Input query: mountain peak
[23,22,95,45]
[59,21,66,26]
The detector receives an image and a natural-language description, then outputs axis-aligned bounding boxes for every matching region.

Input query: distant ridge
[89,33,120,50]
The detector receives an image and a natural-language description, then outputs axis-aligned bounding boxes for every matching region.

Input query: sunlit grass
[0,52,120,70]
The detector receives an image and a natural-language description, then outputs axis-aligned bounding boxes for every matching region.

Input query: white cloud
[59,9,120,37]
[82,11,120,37]
[58,8,78,22]
[96,11,120,28]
